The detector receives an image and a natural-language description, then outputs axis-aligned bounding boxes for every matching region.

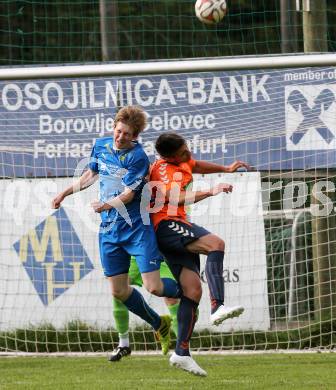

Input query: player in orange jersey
[150,132,250,376]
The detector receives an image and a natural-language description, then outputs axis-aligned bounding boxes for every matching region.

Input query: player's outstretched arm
[193,160,251,174]
[210,183,233,195]
[225,160,251,173]
[167,182,233,207]
[51,169,98,209]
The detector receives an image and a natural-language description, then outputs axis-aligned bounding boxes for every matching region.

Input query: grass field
[1,353,335,389]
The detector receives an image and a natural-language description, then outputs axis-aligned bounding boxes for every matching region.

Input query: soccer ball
[195,0,227,25]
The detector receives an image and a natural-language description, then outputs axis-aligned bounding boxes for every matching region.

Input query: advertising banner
[1,67,336,177]
[0,172,269,331]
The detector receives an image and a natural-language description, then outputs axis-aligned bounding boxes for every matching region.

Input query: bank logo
[13,208,94,306]
[285,85,336,150]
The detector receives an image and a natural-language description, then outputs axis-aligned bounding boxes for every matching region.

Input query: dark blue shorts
[155,219,210,280]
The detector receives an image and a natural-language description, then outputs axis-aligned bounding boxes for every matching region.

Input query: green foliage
[114,1,282,60]
[265,213,313,321]
[265,220,292,321]
[0,0,101,64]
[0,1,335,64]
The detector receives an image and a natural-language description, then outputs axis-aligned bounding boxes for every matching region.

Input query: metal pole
[99,0,120,61]
[0,53,336,80]
[303,0,328,52]
[288,209,311,321]
[281,0,298,53]
[311,181,336,321]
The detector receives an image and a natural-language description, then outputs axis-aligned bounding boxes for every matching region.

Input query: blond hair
[114,106,147,137]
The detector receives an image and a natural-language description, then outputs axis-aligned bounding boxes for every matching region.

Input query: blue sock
[123,288,161,330]
[175,296,199,356]
[161,278,181,298]
[205,251,224,314]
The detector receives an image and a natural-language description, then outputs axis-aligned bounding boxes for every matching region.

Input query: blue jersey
[88,137,149,224]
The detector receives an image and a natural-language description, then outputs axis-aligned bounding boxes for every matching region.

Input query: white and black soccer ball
[195,0,227,25]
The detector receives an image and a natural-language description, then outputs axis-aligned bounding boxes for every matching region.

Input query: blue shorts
[99,217,163,277]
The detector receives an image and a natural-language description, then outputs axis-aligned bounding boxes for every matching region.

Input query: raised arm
[192,160,251,174]
[51,169,98,209]
[166,182,233,206]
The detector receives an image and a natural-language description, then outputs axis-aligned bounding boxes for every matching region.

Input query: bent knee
[208,235,225,252]
[182,281,202,302]
[111,288,129,301]
[143,282,162,296]
[192,234,225,253]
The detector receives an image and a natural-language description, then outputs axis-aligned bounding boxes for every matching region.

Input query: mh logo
[13,208,94,306]
[285,85,336,150]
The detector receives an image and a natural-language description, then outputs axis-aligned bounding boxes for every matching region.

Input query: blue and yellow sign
[13,208,94,306]
[2,69,336,177]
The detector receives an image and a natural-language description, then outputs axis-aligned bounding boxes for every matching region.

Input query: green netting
[0,0,335,65]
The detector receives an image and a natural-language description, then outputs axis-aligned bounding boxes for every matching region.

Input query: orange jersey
[150,158,196,229]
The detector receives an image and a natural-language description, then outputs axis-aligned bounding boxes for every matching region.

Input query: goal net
[1,57,336,353]
[1,1,334,65]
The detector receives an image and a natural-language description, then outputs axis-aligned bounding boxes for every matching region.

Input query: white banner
[0,172,269,331]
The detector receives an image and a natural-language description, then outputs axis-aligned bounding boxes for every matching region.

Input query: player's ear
[132,128,140,139]
[163,156,175,163]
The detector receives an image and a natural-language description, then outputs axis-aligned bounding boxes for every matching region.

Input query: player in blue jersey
[51,106,180,355]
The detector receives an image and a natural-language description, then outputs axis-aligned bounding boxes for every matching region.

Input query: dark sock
[175,296,199,356]
[205,250,224,314]
[123,289,161,330]
[161,277,181,298]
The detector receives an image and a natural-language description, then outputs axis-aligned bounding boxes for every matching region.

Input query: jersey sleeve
[122,154,149,191]
[88,141,99,172]
[151,162,180,193]
[188,158,196,170]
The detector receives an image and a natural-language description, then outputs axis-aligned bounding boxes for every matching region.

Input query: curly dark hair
[155,132,186,157]
[114,106,147,136]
